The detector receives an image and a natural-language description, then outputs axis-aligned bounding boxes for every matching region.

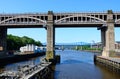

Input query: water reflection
[96,63,120,79]
[54,50,120,79]
[0,56,42,73]
[0,50,120,79]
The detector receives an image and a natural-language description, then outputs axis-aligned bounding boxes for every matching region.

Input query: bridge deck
[0,11,120,27]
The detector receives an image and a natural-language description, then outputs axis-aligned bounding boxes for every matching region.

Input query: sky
[0,0,120,43]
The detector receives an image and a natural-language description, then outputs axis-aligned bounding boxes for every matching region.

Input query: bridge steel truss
[0,10,120,60]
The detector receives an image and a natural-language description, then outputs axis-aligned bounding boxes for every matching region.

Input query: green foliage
[73,45,102,51]
[7,34,42,50]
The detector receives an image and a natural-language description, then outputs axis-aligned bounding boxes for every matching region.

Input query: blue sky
[1,0,120,43]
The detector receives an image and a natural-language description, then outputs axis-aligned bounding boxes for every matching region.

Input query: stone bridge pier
[0,27,7,57]
[101,11,115,57]
[46,11,55,61]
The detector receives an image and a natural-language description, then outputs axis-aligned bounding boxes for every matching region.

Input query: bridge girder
[0,11,119,27]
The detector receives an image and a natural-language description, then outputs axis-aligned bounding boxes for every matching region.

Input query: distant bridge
[43,42,91,46]
[0,10,119,60]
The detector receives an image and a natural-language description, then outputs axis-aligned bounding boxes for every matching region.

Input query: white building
[20,44,46,53]
[20,44,35,53]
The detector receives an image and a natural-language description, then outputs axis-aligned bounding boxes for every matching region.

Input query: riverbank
[81,50,101,53]
[0,52,45,66]
[0,61,53,79]
[78,50,102,55]
[94,55,120,73]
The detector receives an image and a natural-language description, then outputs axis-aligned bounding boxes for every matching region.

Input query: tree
[7,34,42,50]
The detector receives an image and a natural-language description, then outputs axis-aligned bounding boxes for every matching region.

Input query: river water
[54,50,120,79]
[0,56,42,73]
[0,50,120,79]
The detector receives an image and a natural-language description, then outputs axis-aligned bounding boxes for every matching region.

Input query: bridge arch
[115,19,120,23]
[0,16,47,24]
[55,15,106,24]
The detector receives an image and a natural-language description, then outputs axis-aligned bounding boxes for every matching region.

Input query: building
[20,44,35,54]
[92,42,120,50]
[20,44,46,54]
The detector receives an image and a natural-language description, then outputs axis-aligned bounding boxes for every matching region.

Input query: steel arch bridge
[0,10,119,60]
[0,11,120,28]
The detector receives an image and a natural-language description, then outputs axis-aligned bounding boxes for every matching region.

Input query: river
[54,50,120,79]
[0,50,120,79]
